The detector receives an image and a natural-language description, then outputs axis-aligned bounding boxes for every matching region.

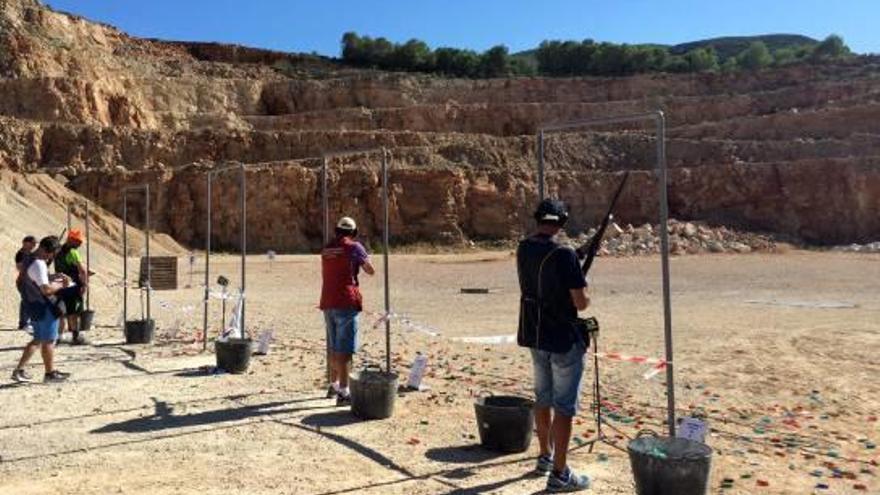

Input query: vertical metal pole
[203,173,212,351]
[240,165,247,340]
[322,157,330,382]
[592,333,602,444]
[656,111,676,437]
[122,195,128,326]
[85,201,90,310]
[322,158,330,244]
[382,150,391,374]
[145,185,151,322]
[66,204,72,233]
[538,130,545,201]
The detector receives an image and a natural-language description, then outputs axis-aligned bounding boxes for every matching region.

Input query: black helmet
[533,199,569,227]
[39,235,60,253]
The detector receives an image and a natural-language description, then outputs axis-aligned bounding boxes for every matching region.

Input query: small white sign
[255,330,273,355]
[677,417,708,443]
[406,353,429,390]
[267,250,276,261]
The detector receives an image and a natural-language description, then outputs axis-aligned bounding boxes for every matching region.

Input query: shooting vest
[319,237,364,311]
[516,234,582,353]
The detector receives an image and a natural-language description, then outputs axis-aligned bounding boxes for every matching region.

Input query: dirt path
[1,251,878,494]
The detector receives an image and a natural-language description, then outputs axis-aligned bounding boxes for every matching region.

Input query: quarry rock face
[2,0,879,250]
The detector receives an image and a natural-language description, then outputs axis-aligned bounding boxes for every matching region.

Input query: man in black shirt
[14,235,36,330]
[517,199,591,492]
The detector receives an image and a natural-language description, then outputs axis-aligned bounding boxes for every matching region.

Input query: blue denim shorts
[31,311,59,343]
[324,309,359,354]
[530,341,586,417]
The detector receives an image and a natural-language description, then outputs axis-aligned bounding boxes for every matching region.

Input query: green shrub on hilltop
[339,32,855,78]
[736,41,774,70]
[341,32,532,77]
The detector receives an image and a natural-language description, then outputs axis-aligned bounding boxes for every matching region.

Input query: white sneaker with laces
[547,467,591,492]
[11,369,33,383]
[535,454,554,475]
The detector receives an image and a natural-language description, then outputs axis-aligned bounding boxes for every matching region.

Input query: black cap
[533,199,569,226]
[23,235,36,243]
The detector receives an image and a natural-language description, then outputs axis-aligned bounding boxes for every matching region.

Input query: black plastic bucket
[215,338,252,374]
[349,367,399,420]
[80,310,95,331]
[124,319,154,344]
[474,395,535,453]
[627,433,712,495]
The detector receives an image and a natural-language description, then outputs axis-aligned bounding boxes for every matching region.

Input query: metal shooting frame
[122,184,151,325]
[202,163,247,351]
[321,148,393,374]
[538,110,677,440]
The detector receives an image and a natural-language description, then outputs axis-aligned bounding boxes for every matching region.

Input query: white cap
[336,217,357,230]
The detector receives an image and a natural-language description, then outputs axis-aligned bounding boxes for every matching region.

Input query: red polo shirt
[320,237,369,311]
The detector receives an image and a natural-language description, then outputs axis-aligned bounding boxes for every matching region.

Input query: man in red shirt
[320,217,374,405]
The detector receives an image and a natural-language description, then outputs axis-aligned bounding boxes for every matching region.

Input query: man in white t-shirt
[11,236,71,383]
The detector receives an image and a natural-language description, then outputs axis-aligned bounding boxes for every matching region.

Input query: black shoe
[335,393,351,407]
[326,385,337,399]
[44,371,69,383]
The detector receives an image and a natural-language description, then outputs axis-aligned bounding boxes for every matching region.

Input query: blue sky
[44,1,879,56]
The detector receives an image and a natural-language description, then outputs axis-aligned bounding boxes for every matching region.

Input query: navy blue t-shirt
[516,234,587,353]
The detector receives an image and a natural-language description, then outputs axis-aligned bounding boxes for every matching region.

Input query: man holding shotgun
[516,173,629,492]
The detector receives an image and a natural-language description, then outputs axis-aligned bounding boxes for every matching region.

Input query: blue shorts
[31,311,59,343]
[530,341,586,417]
[324,309,359,354]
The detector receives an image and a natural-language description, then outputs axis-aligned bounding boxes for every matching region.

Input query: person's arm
[561,249,590,311]
[362,260,376,276]
[76,261,88,290]
[32,261,67,296]
[353,242,375,276]
[570,287,590,311]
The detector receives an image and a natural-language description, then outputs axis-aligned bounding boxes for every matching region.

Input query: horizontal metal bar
[207,162,244,176]
[540,110,663,133]
[122,185,149,193]
[322,148,385,160]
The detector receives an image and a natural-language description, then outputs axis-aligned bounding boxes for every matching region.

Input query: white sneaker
[11,369,33,383]
[547,467,591,492]
[535,454,554,475]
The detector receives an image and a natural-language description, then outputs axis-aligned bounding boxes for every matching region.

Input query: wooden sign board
[138,256,178,291]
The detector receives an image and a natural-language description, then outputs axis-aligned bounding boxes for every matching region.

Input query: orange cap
[67,229,84,243]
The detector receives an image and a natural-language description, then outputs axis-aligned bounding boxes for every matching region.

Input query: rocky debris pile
[831,242,880,253]
[562,219,777,256]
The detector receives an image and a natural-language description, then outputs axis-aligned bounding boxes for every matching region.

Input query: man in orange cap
[55,229,89,345]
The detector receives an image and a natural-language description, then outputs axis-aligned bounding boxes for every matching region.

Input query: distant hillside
[670,34,819,59]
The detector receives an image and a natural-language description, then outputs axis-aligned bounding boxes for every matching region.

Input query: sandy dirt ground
[1,250,878,494]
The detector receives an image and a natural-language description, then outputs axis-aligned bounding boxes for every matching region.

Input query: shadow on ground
[425,444,509,464]
[92,396,330,434]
